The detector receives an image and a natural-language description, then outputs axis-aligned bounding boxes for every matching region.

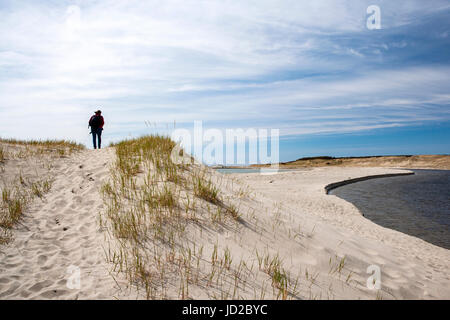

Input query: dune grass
[0,138,84,159]
[0,186,27,229]
[0,138,84,149]
[100,134,307,300]
[0,138,80,244]
[102,135,249,298]
[0,146,5,163]
[0,176,54,244]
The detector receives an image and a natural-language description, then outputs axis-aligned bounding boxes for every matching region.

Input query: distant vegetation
[260,154,450,170]
[285,155,413,163]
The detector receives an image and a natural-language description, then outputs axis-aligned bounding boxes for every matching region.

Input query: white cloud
[0,0,449,146]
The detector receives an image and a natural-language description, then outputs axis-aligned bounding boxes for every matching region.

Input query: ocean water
[330,170,450,249]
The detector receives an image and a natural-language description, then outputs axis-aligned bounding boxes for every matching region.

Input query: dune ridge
[0,139,448,300]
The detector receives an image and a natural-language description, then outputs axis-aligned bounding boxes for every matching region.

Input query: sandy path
[0,148,129,299]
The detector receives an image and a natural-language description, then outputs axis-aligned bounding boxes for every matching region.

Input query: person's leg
[98,129,102,149]
[92,130,97,149]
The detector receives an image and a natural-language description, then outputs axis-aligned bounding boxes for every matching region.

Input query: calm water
[330,170,450,249]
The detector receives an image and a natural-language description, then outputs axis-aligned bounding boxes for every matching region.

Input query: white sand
[230,167,450,299]
[1,147,448,299]
[0,148,133,299]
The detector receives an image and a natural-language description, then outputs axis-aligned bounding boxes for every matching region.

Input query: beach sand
[0,144,449,299]
[230,167,450,299]
[0,146,133,299]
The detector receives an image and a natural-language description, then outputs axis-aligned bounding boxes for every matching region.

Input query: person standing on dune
[88,110,105,149]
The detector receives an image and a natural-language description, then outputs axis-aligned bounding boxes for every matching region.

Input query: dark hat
[95,110,102,114]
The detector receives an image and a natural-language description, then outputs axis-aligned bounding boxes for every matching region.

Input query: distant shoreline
[248,154,450,170]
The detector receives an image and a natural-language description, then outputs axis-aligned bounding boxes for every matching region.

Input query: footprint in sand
[28,280,54,293]
[72,196,83,203]
[19,290,32,298]
[63,206,77,214]
[40,289,69,299]
[0,281,21,298]
[54,199,68,207]
[79,221,93,233]
[37,254,49,267]
[3,262,22,268]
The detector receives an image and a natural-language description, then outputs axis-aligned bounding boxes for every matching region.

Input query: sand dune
[1,142,448,300]
[0,147,133,299]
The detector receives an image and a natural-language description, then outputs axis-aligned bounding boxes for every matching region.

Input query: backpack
[89,115,101,128]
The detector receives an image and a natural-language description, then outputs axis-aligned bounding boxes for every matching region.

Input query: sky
[0,0,449,163]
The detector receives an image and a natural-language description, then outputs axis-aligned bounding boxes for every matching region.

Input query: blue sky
[0,0,449,162]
